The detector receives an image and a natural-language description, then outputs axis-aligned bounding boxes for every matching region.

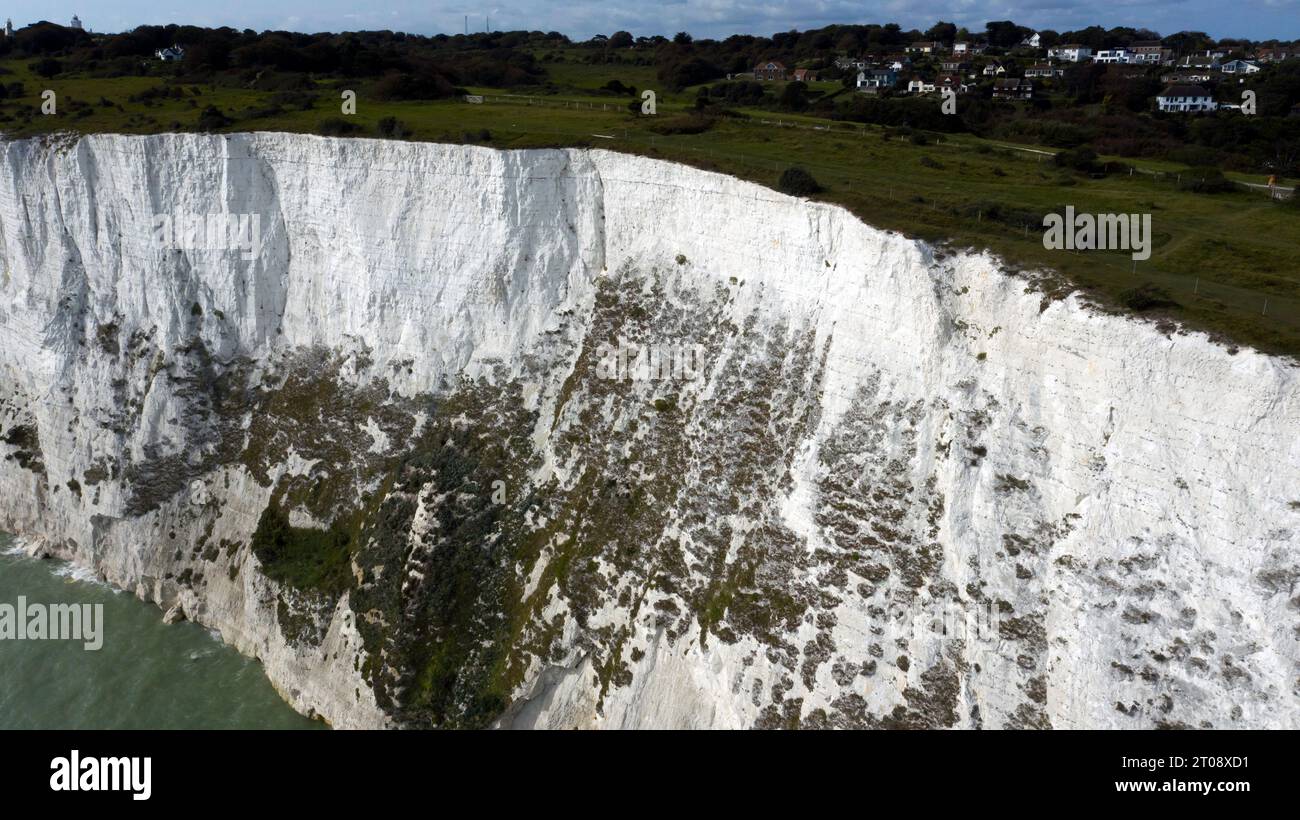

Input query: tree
[779,80,809,111]
[609,31,633,49]
[985,21,1029,49]
[925,22,957,45]
[673,31,693,45]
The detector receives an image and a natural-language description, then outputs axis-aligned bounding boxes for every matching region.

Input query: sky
[8,0,1298,42]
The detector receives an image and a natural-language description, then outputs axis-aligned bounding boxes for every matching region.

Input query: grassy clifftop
[3,55,1298,358]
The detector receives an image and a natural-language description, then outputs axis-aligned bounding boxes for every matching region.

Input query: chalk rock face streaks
[0,133,1296,728]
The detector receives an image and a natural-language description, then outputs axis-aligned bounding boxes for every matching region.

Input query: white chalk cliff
[0,132,1296,728]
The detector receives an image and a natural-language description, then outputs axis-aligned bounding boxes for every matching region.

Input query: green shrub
[778,166,822,197]
[1177,167,1235,194]
[196,105,232,131]
[376,116,411,139]
[1118,283,1180,311]
[250,503,355,595]
[318,117,362,136]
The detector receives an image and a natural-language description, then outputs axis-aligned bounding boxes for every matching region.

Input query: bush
[318,117,362,136]
[1177,166,1235,194]
[778,166,822,197]
[1053,146,1100,173]
[376,116,411,139]
[1118,283,1180,311]
[195,105,231,131]
[28,58,62,78]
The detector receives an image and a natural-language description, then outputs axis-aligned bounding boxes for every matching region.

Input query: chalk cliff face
[0,132,1297,729]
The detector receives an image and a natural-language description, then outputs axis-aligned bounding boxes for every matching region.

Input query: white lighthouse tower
[4,18,14,38]
[70,15,83,30]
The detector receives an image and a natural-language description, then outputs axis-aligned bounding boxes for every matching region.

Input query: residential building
[1220,59,1260,74]
[1255,47,1293,63]
[754,61,787,81]
[953,42,986,56]
[1094,48,1132,64]
[856,69,897,90]
[1156,83,1217,112]
[906,41,944,54]
[792,68,818,82]
[992,77,1033,100]
[1048,44,1092,62]
[156,45,186,61]
[905,76,935,94]
[940,60,972,73]
[983,62,1007,77]
[1024,64,1063,79]
[1130,41,1172,65]
[1161,71,1215,84]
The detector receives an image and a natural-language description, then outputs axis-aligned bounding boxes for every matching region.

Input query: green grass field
[3,54,1298,357]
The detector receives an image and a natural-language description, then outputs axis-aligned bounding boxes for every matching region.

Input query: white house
[1024,64,1063,78]
[156,45,185,61]
[953,42,985,56]
[1020,32,1041,49]
[982,62,1006,77]
[906,76,936,94]
[856,69,897,90]
[1220,59,1260,74]
[1048,44,1092,62]
[1094,48,1132,64]
[1157,83,1217,113]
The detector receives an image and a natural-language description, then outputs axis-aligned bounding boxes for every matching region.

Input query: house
[1219,59,1260,74]
[940,60,972,73]
[992,78,1033,100]
[1156,83,1217,112]
[156,45,185,61]
[792,68,818,82]
[1047,44,1092,62]
[936,74,970,94]
[907,41,944,54]
[1024,64,1063,78]
[884,54,912,71]
[1130,41,1172,65]
[982,62,1007,77]
[833,57,868,71]
[1161,71,1215,84]
[1020,32,1041,49]
[1094,48,1132,64]
[953,42,986,56]
[1255,47,1293,63]
[905,76,936,94]
[754,61,788,81]
[856,69,897,90]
